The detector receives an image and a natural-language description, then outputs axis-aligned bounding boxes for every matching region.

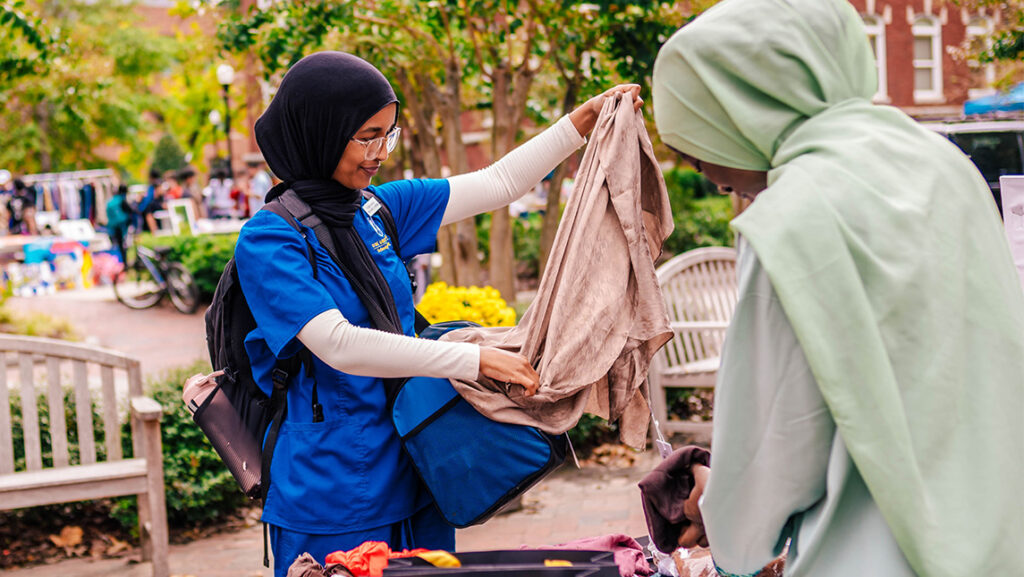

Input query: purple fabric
[525,534,653,577]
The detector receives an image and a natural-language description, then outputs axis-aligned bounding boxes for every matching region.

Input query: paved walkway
[5,287,699,577]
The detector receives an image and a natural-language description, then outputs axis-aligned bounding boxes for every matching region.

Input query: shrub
[474,212,546,278]
[139,233,237,300]
[662,166,735,256]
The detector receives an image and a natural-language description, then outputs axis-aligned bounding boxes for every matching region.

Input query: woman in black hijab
[236,51,640,574]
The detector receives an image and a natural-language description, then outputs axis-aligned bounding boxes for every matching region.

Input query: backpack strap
[361,191,431,334]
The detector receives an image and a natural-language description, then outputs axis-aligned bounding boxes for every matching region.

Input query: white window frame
[862,15,889,103]
[912,16,944,104]
[966,17,997,99]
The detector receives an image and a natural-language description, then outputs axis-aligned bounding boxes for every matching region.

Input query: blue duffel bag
[391,321,568,528]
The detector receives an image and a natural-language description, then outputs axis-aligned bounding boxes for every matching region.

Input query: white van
[922,120,1024,216]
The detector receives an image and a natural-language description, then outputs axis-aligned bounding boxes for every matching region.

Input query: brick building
[848,0,1010,118]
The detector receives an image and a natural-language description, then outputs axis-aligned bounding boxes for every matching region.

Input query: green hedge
[139,233,237,300]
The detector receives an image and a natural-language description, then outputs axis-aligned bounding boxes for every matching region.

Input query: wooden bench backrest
[656,247,738,370]
[0,334,143,475]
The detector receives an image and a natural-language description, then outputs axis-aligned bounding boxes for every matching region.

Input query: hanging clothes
[439,93,674,449]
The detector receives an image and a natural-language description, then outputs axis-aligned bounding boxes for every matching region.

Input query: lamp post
[208,109,223,159]
[216,63,235,178]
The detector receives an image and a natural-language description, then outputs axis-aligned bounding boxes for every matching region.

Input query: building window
[862,15,888,102]
[912,15,943,103]
[967,17,997,98]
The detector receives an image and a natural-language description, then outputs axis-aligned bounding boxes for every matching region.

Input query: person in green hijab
[651,0,1024,576]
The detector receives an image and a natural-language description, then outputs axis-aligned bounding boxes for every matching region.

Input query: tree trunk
[35,102,52,172]
[488,65,516,302]
[427,64,481,288]
[538,81,581,277]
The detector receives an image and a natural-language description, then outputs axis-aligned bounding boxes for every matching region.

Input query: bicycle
[113,235,199,314]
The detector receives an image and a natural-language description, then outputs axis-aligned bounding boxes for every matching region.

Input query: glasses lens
[386,127,401,153]
[364,137,383,160]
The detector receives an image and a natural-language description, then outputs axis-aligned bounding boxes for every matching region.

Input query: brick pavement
[5,287,694,577]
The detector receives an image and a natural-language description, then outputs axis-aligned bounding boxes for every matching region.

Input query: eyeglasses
[351,127,402,160]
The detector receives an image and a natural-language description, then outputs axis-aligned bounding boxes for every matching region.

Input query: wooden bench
[0,334,168,577]
[650,246,738,435]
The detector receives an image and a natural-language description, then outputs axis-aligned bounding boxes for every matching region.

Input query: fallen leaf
[106,536,131,555]
[48,526,84,555]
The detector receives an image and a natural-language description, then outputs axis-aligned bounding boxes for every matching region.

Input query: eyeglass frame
[350,127,402,160]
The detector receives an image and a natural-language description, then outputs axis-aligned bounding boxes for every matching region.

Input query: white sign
[999,175,1024,295]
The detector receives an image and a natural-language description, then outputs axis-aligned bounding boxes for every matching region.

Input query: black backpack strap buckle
[271,367,289,389]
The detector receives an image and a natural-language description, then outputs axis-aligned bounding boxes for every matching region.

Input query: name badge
[363,197,382,217]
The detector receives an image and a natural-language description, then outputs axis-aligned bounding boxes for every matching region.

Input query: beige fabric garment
[440,93,673,449]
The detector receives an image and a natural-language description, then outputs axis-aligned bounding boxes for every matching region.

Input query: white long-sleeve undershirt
[296,115,586,379]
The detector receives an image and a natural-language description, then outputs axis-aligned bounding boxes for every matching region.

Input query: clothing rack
[22,168,117,185]
[21,169,119,226]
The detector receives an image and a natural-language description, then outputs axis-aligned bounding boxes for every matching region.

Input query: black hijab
[255,51,402,334]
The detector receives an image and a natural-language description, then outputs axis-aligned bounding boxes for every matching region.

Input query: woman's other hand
[678,463,710,548]
[569,84,643,137]
[478,347,540,397]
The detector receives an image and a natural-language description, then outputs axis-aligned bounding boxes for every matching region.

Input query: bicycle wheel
[166,263,200,314]
[113,253,165,309]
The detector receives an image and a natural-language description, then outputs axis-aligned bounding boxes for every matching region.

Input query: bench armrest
[130,396,163,421]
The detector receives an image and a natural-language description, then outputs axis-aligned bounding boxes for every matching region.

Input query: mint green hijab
[654,0,1024,574]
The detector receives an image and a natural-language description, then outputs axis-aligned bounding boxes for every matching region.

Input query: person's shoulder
[239,207,299,240]
[369,178,448,198]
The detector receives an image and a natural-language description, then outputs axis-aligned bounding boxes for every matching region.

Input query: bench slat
[46,357,69,468]
[101,365,121,461]
[0,459,149,510]
[0,352,13,474]
[73,360,97,465]
[19,353,42,471]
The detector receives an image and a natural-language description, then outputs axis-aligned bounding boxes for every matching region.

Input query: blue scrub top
[234,178,450,534]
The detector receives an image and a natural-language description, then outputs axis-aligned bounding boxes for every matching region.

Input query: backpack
[194,189,414,504]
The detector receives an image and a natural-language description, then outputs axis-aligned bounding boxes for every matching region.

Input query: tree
[526,1,692,277]
[0,0,61,86]
[955,1,1024,63]
[0,0,178,176]
[215,0,489,287]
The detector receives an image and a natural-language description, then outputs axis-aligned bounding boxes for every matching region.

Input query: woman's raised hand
[569,84,644,136]
[478,346,540,397]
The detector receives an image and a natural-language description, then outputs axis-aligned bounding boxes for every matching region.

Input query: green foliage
[567,414,620,456]
[0,0,63,84]
[474,212,544,276]
[151,133,187,176]
[139,233,237,300]
[662,167,735,256]
[0,0,183,177]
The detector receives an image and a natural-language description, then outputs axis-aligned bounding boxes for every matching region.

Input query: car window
[949,132,1023,185]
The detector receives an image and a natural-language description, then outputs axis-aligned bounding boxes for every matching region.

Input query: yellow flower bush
[418,282,517,327]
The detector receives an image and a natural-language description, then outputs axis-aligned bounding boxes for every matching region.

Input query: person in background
[7,179,38,236]
[136,169,162,231]
[178,166,204,218]
[245,155,272,217]
[650,0,1024,575]
[105,184,133,262]
[164,170,183,200]
[204,167,236,219]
